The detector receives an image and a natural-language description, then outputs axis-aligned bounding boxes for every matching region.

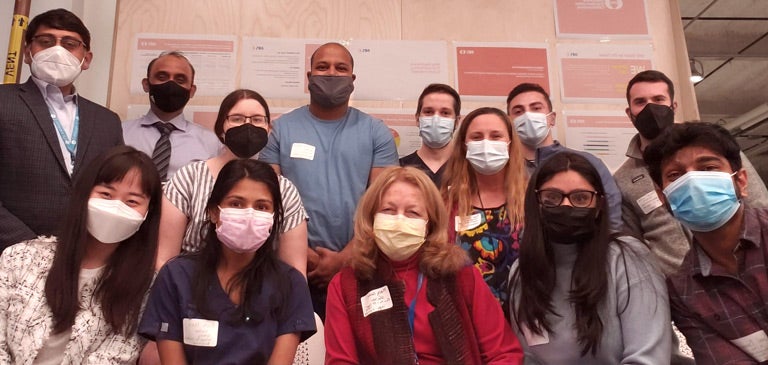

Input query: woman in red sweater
[324,166,523,364]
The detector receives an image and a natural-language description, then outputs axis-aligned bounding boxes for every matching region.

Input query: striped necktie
[152,121,175,180]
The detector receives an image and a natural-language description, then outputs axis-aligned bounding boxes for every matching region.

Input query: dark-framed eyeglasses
[536,189,599,208]
[31,35,86,51]
[226,114,268,125]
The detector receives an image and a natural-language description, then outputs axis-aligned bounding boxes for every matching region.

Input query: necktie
[152,122,175,180]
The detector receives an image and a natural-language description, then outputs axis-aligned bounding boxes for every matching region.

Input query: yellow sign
[4,14,29,84]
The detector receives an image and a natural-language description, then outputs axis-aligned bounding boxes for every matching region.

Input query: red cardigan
[324,256,523,364]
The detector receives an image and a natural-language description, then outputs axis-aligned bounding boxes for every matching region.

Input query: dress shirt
[31,77,78,175]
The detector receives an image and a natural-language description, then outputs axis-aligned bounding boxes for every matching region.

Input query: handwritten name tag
[455,212,483,232]
[731,330,768,362]
[361,285,393,317]
[183,318,218,347]
[290,143,316,160]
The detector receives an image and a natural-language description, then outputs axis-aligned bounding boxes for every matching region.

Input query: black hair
[625,70,675,105]
[26,8,91,50]
[506,83,552,113]
[643,122,742,187]
[511,152,611,356]
[416,83,461,117]
[191,159,289,323]
[45,145,161,335]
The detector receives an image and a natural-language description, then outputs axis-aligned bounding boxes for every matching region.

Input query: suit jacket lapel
[73,100,93,173]
[19,79,69,174]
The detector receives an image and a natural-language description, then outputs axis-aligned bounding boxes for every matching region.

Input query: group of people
[1,7,767,365]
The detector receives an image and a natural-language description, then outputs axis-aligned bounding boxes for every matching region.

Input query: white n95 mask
[30,45,84,87]
[87,198,146,244]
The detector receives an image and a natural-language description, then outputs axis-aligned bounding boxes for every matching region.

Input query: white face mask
[465,140,510,175]
[418,115,455,148]
[513,112,551,147]
[373,213,427,262]
[30,45,84,87]
[87,198,147,244]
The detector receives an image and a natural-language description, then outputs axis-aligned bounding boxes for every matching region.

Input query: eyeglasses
[536,189,598,208]
[31,35,86,51]
[226,114,268,125]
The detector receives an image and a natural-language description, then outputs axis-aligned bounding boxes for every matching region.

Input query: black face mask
[224,124,268,158]
[149,81,191,113]
[540,205,598,244]
[307,75,354,108]
[632,103,674,140]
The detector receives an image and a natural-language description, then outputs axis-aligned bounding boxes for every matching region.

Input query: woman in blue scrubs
[139,159,316,364]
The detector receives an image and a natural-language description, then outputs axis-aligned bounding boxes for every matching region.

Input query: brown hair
[441,107,527,224]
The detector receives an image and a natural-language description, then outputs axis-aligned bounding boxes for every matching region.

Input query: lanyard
[48,105,80,166]
[407,272,424,365]
[407,272,424,336]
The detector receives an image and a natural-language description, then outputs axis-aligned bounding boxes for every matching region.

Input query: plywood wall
[109,0,698,128]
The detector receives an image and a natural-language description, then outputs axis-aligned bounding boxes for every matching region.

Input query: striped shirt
[165,160,308,253]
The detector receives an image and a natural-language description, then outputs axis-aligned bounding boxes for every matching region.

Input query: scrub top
[139,256,316,364]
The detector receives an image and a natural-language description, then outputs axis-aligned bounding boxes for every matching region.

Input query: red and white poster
[554,0,649,39]
[557,43,653,103]
[454,42,550,100]
[130,34,237,96]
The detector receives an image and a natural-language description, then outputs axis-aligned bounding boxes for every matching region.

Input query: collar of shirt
[31,76,78,106]
[534,140,563,164]
[690,205,760,278]
[139,110,189,133]
[625,134,643,160]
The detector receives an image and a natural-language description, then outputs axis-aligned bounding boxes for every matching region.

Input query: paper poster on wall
[351,40,449,100]
[453,42,549,100]
[241,38,448,101]
[557,43,652,103]
[562,110,636,172]
[356,109,420,158]
[554,0,649,39]
[129,34,237,96]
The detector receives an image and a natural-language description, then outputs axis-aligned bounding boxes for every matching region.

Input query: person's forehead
[422,92,455,106]
[313,45,352,64]
[663,145,727,169]
[629,81,670,99]
[32,25,84,41]
[150,55,193,75]
[510,91,548,107]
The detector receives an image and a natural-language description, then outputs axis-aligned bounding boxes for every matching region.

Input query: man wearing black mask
[123,51,221,181]
[614,70,768,276]
[259,42,398,319]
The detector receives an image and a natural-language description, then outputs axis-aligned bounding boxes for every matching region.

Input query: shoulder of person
[1,236,57,269]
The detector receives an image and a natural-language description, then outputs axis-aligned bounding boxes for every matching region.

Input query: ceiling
[679,0,768,182]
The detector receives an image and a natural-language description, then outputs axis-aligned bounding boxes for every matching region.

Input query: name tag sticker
[731,330,768,362]
[637,190,663,215]
[521,323,549,346]
[182,318,218,347]
[290,143,316,160]
[455,213,483,232]
[360,285,393,317]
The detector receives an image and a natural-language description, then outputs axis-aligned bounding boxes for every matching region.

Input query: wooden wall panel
[109,0,697,128]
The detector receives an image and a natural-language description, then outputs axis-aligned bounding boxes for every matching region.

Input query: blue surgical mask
[419,115,455,148]
[465,140,509,175]
[513,112,551,147]
[663,171,741,232]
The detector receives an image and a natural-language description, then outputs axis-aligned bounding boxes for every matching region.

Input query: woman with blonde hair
[441,107,527,307]
[324,166,522,364]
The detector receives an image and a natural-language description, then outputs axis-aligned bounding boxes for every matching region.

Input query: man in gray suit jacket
[0,9,123,250]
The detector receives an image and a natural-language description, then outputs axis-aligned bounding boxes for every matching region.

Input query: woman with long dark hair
[140,159,315,364]
[508,152,671,364]
[0,145,162,363]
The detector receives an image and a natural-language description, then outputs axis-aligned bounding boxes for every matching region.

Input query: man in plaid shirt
[644,122,768,364]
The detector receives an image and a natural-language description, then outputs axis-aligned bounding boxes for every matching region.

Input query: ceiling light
[690,59,704,83]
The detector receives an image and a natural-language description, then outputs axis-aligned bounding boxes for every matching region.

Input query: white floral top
[0,237,145,364]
